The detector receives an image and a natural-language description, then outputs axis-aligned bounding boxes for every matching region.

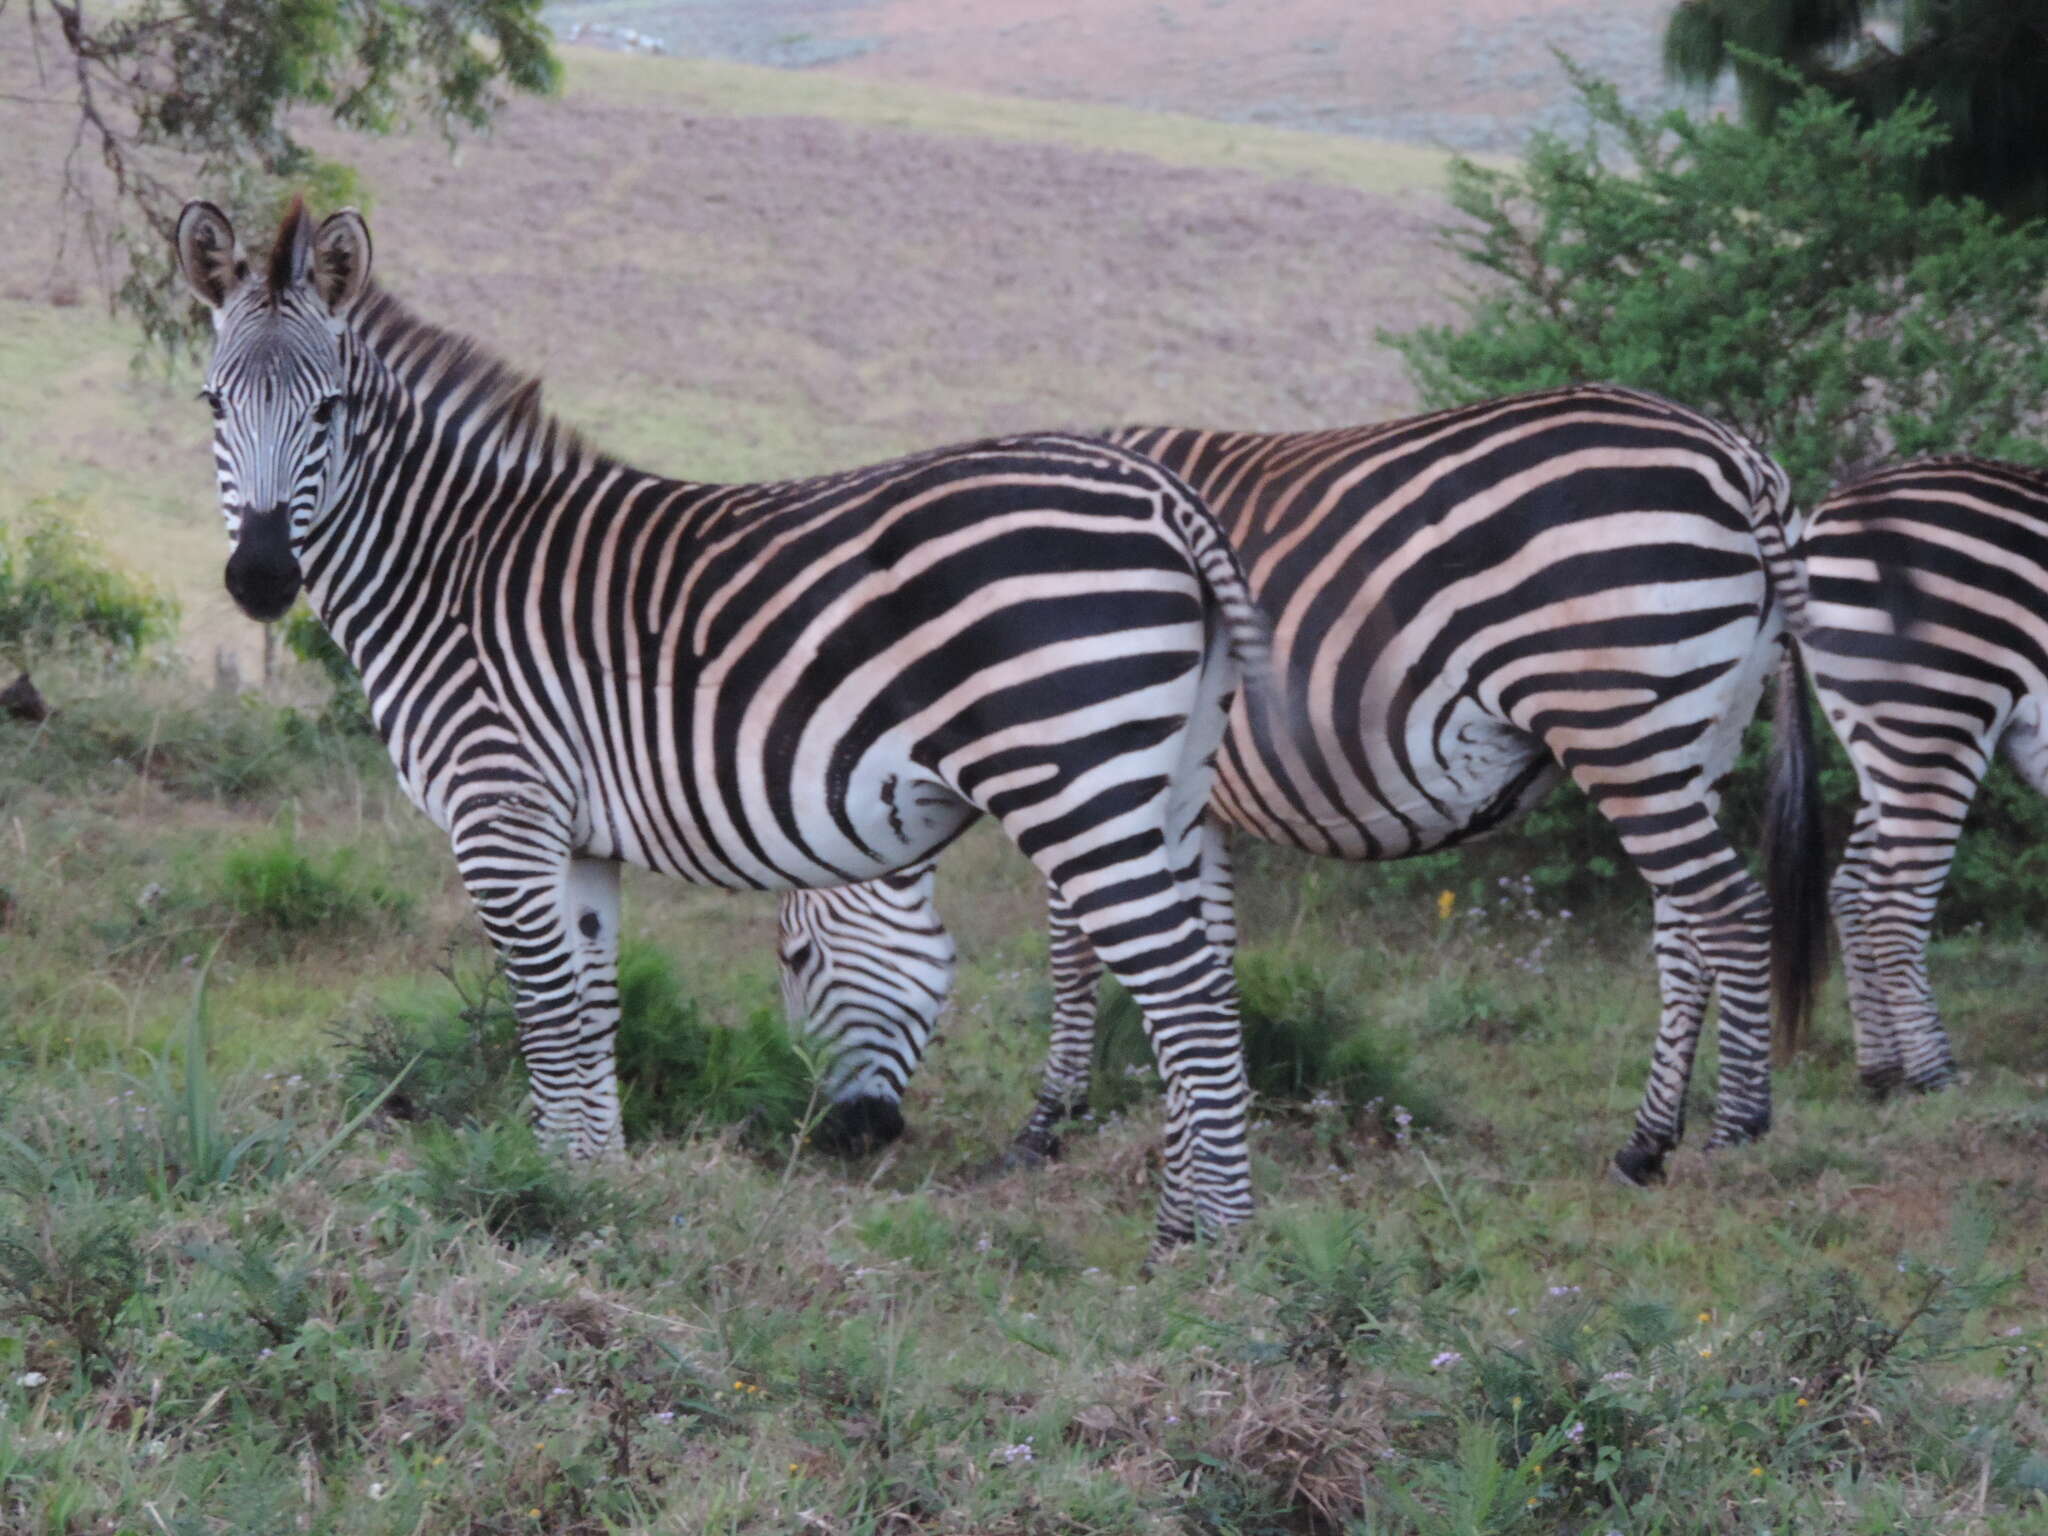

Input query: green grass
[4,670,2046,1533]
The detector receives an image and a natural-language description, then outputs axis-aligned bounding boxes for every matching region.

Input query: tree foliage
[1664,0,2048,214]
[10,0,559,354]
[1384,64,2048,505]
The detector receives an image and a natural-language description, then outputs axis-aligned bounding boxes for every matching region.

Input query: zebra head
[174,198,373,622]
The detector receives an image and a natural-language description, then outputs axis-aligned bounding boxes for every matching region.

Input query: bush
[406,1120,637,1245]
[281,607,373,735]
[1090,952,1439,1128]
[215,821,415,938]
[337,941,818,1148]
[0,504,177,670]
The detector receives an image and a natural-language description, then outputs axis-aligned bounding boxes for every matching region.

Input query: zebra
[1803,457,2048,1095]
[173,197,1273,1256]
[779,387,1830,1185]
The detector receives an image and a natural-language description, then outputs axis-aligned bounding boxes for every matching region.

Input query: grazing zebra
[1804,457,2048,1095]
[174,198,1273,1255]
[780,387,1829,1184]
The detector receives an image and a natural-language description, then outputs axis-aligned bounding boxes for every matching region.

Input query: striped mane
[346,285,592,465]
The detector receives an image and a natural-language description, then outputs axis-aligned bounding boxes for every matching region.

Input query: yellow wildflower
[1750,1466,1765,1478]
[1699,1347,1713,1358]
[1796,1397,1809,1407]
[1437,889,1456,921]
[1697,1311,1712,1324]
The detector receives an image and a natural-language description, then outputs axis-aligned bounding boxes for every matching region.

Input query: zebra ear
[311,210,372,311]
[174,201,247,310]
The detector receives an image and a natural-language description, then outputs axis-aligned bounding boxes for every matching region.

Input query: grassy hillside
[2,24,2045,1536]
[0,35,1456,675]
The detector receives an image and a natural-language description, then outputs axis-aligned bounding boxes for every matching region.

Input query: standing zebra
[174,198,1272,1256]
[780,388,1829,1184]
[1804,457,2048,1094]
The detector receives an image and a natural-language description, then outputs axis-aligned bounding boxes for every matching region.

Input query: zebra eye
[311,396,339,428]
[198,389,224,420]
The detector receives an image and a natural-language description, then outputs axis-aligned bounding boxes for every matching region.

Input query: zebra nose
[224,506,303,622]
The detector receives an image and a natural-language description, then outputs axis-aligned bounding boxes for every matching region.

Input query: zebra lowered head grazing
[175,198,1271,1258]
[780,389,1830,1184]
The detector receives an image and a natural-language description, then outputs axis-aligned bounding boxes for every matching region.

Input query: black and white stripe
[1804,457,2048,1093]
[177,199,1272,1254]
[781,386,1828,1182]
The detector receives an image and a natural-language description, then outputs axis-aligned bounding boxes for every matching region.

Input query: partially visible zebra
[780,388,1829,1184]
[174,198,1272,1256]
[1804,457,2048,1094]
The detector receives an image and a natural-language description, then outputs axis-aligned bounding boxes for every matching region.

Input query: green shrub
[1090,952,1439,1128]
[335,955,526,1127]
[215,821,414,937]
[281,606,373,735]
[336,941,818,1147]
[0,504,176,669]
[407,1119,636,1245]
[615,942,817,1145]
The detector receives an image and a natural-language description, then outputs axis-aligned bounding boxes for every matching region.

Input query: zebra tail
[1764,643,1828,1066]
[1181,501,1278,721]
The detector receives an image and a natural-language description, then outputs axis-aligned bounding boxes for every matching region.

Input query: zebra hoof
[1001,1128,1063,1170]
[1905,1067,1957,1095]
[813,1096,907,1157]
[1705,1114,1770,1150]
[1608,1145,1668,1187]
[1859,1066,1905,1101]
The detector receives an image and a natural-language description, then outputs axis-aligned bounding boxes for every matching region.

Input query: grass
[3,670,2046,1533]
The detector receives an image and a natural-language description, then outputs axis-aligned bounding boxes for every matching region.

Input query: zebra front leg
[454,810,625,1158]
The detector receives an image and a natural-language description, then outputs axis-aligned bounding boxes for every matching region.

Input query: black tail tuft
[1764,645,1828,1065]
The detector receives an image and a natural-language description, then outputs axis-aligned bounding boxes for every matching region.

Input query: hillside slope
[2,36,1455,672]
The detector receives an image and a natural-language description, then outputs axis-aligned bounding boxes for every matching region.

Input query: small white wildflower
[1601,1370,1633,1384]
[1546,1284,1581,1298]
[15,1372,47,1389]
[368,1482,387,1502]
[1567,1421,1585,1442]
[993,1440,1035,1465]
[258,1348,273,1359]
[1431,1350,1463,1370]
[549,1386,571,1398]
[652,1410,676,1423]
[2005,1326,2024,1338]
[974,1234,993,1253]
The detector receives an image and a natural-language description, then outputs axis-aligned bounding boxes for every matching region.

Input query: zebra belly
[1218,693,1556,860]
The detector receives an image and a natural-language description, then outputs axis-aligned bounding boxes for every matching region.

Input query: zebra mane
[345,286,592,464]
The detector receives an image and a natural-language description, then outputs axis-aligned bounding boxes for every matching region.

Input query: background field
[2,11,2045,1534]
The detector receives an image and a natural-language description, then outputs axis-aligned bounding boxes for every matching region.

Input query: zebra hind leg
[1830,819,1906,1098]
[1611,902,1710,1186]
[1008,881,1104,1167]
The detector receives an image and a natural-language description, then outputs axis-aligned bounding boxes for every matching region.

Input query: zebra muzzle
[224,507,303,622]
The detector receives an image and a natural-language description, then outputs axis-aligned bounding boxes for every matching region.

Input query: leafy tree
[1664,0,2048,214]
[1385,64,2048,505]
[8,0,559,355]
